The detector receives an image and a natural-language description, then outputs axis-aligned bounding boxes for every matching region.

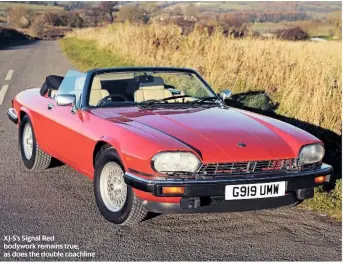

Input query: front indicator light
[162,186,185,195]
[314,176,326,184]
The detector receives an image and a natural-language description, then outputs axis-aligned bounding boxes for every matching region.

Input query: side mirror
[55,94,76,106]
[219,90,232,101]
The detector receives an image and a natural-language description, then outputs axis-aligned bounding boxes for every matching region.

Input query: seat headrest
[135,76,165,88]
[140,85,165,90]
[91,76,102,90]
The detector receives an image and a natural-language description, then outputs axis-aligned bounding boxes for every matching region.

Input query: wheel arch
[18,107,52,171]
[18,107,38,145]
[19,110,26,122]
[93,141,112,167]
[19,106,34,126]
[93,139,126,170]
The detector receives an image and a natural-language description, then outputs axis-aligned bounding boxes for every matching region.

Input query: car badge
[237,142,247,147]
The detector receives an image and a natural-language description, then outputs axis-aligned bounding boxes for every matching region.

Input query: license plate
[225,181,286,200]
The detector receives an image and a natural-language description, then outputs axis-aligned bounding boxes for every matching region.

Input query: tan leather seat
[90,89,110,106]
[134,85,173,102]
[89,76,110,106]
[50,90,58,98]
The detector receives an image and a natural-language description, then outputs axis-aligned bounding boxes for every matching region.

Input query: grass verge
[59,38,133,71]
[60,37,342,222]
[301,181,341,221]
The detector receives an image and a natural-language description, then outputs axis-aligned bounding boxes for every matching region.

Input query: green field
[251,22,291,33]
[165,2,252,11]
[161,1,341,16]
[197,2,252,10]
[0,2,62,14]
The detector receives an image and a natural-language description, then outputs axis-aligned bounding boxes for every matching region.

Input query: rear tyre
[94,147,148,225]
[19,115,51,171]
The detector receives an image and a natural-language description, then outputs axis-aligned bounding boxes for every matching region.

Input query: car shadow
[49,157,65,169]
[224,91,342,184]
[144,212,161,221]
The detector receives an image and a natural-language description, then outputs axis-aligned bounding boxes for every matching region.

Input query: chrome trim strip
[7,108,18,124]
[125,163,333,185]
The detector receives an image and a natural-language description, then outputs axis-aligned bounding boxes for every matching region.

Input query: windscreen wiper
[138,99,166,105]
[192,96,220,104]
[161,95,195,102]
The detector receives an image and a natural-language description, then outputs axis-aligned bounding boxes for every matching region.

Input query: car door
[35,71,94,175]
[42,103,95,175]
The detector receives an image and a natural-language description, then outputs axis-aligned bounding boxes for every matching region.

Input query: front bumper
[142,193,302,214]
[7,108,18,124]
[124,164,335,213]
[125,164,334,197]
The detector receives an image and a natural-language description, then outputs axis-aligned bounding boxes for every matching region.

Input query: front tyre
[19,115,51,171]
[94,148,148,225]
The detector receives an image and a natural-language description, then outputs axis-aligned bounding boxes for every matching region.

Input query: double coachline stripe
[0,69,14,105]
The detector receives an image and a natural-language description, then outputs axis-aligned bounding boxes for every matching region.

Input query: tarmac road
[0,41,341,261]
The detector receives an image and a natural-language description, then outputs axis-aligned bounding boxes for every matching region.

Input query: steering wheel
[97,94,128,107]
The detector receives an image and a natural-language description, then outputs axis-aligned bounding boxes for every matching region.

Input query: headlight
[152,152,200,173]
[299,144,325,165]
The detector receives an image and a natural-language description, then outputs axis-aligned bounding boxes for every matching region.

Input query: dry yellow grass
[66,23,342,135]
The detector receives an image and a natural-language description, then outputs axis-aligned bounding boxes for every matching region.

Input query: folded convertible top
[40,75,64,96]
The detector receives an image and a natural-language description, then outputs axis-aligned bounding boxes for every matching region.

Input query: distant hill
[156,1,341,18]
[1,1,341,18]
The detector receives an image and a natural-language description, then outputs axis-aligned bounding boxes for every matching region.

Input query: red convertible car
[7,67,335,225]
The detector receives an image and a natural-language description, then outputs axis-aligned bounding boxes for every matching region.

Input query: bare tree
[117,5,152,24]
[99,1,119,23]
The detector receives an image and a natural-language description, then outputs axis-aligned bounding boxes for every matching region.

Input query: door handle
[47,103,54,110]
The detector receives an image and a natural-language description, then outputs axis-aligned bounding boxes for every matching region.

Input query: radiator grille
[157,159,321,180]
[196,158,318,176]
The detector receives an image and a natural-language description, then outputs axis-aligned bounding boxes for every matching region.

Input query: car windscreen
[88,71,218,108]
